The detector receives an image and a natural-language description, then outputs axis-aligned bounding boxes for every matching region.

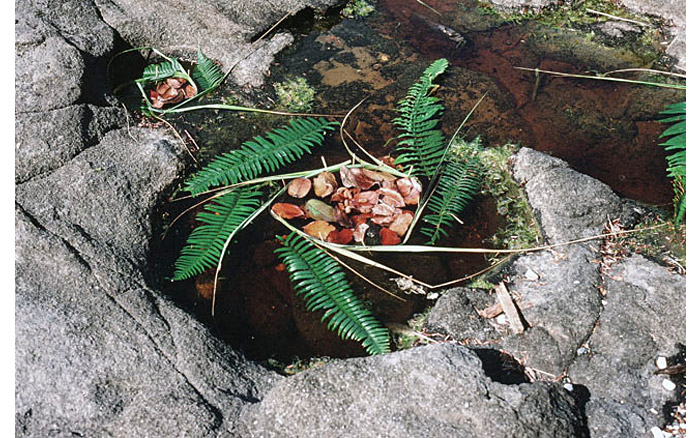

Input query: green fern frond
[172,188,263,281]
[184,117,338,195]
[142,59,183,82]
[659,101,685,224]
[420,140,482,245]
[392,58,449,177]
[275,234,391,355]
[192,48,224,90]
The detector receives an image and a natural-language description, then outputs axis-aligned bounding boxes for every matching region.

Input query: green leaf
[658,101,686,224]
[392,59,449,178]
[142,59,182,82]
[192,48,224,91]
[275,234,391,355]
[172,188,263,281]
[185,117,338,195]
[419,139,482,245]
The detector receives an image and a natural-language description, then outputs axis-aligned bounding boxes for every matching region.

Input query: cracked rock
[238,344,588,437]
[568,254,685,438]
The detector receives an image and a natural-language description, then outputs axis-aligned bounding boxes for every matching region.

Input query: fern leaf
[192,49,224,91]
[142,59,182,82]
[659,101,686,224]
[185,117,338,195]
[172,188,263,281]
[275,234,391,355]
[420,142,482,245]
[392,58,449,177]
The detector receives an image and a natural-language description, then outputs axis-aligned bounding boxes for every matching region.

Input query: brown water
[157,0,683,362]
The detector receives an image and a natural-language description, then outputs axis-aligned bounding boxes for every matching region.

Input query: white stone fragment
[426,292,439,300]
[662,379,676,391]
[656,356,668,369]
[601,299,608,306]
[563,383,574,392]
[576,347,587,356]
[496,314,507,325]
[650,426,664,438]
[649,408,658,414]
[524,268,539,281]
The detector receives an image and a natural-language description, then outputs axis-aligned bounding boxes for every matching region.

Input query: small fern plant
[419,137,483,245]
[658,102,685,224]
[171,58,485,356]
[391,59,483,245]
[392,58,449,178]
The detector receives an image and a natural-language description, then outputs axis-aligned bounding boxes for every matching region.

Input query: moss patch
[479,144,542,260]
[341,0,375,18]
[274,77,316,112]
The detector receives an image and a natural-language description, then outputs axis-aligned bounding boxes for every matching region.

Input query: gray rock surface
[568,254,685,437]
[511,148,629,244]
[15,0,123,183]
[15,0,324,435]
[501,246,603,373]
[425,148,685,437]
[15,104,122,183]
[424,288,503,344]
[93,0,342,86]
[619,0,685,29]
[239,344,588,437]
[15,128,282,437]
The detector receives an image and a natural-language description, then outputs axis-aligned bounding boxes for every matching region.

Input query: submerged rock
[238,344,588,437]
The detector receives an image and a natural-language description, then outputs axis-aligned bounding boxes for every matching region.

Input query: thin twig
[385,323,439,344]
[403,93,487,244]
[310,241,407,302]
[153,115,199,164]
[414,0,442,16]
[219,11,293,86]
[163,189,234,239]
[335,223,671,255]
[273,214,435,289]
[274,214,670,291]
[169,161,353,202]
[495,282,526,334]
[514,66,686,90]
[430,255,513,289]
[211,187,286,315]
[343,128,385,167]
[339,98,384,166]
[121,103,137,142]
[162,103,345,118]
[184,129,201,151]
[584,8,649,27]
[601,68,686,79]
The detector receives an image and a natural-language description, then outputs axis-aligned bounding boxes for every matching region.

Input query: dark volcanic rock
[511,147,630,244]
[15,128,283,437]
[426,147,684,437]
[238,344,588,438]
[93,0,343,86]
[568,254,685,438]
[424,288,504,344]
